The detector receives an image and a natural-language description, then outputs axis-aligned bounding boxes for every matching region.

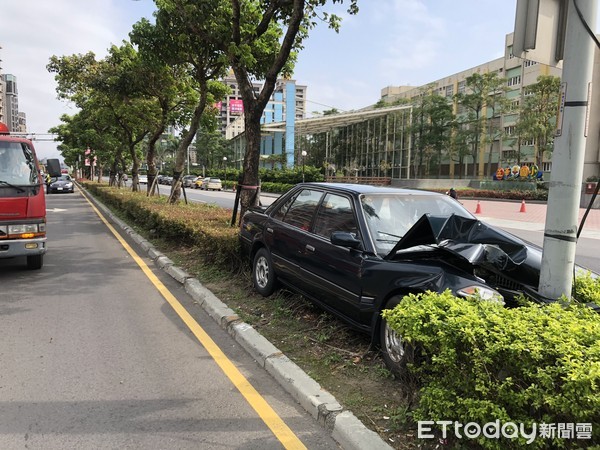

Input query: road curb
[83,188,393,450]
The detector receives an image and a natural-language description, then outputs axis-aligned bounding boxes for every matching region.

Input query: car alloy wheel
[252,248,276,296]
[380,295,416,378]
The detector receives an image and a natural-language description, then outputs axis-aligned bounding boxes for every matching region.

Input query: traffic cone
[475,201,482,214]
[519,199,527,213]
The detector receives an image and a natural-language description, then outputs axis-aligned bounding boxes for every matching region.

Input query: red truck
[0,122,47,269]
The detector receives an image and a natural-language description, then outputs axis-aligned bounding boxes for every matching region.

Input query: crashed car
[47,174,74,194]
[239,183,571,375]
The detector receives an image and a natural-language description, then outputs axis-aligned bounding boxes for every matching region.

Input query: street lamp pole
[301,150,307,183]
[223,156,228,190]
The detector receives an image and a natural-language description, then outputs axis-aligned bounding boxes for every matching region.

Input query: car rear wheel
[27,254,43,270]
[380,295,417,378]
[253,248,276,296]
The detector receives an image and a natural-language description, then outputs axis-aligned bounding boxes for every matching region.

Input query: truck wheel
[27,254,43,270]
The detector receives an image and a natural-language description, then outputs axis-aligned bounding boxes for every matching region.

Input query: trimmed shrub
[382,291,600,449]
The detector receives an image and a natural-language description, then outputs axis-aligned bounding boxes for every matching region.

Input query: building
[380,33,563,179]
[218,71,306,137]
[2,74,23,132]
[227,78,307,169]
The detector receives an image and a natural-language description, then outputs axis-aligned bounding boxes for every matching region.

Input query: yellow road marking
[79,189,306,449]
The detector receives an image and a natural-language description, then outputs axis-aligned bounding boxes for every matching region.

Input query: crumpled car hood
[385,214,529,272]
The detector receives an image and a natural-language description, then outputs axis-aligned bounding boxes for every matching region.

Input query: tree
[455,72,506,177]
[140,1,229,203]
[160,0,359,216]
[129,18,200,193]
[515,75,561,166]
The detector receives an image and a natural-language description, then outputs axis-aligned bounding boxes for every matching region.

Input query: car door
[299,193,366,325]
[266,188,324,290]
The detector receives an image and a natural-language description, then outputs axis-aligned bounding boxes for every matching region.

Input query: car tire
[27,254,43,270]
[252,248,277,296]
[380,295,419,379]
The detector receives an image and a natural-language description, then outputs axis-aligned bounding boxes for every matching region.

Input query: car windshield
[0,142,40,187]
[360,193,474,255]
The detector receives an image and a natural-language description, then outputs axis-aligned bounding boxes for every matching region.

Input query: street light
[301,150,307,183]
[223,156,228,190]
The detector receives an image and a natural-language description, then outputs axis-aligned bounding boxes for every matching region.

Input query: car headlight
[456,285,504,304]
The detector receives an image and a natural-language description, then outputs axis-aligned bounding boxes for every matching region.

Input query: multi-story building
[380,32,563,178]
[218,71,306,138]
[227,78,306,168]
[0,45,5,125]
[2,74,23,132]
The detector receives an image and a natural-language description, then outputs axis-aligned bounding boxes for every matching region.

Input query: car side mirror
[331,231,362,249]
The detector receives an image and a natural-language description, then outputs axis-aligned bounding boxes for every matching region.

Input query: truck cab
[0,122,47,269]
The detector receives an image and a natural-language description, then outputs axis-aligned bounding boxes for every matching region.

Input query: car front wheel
[252,248,276,296]
[380,295,417,379]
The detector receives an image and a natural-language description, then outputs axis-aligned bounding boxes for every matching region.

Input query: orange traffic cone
[519,199,527,213]
[475,201,482,214]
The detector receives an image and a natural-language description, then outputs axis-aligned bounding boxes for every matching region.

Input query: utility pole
[539,0,598,299]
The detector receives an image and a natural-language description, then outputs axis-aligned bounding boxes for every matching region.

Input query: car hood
[51,180,72,186]
[385,214,530,272]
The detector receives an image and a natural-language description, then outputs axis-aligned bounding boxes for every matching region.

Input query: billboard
[230,99,244,115]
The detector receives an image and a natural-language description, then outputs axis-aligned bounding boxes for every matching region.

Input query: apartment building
[1,74,24,133]
[218,71,306,138]
[380,33,563,178]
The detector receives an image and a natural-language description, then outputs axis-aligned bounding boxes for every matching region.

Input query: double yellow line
[80,189,306,449]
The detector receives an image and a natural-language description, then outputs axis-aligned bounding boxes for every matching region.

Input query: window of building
[524,60,538,67]
[511,99,520,110]
[445,85,454,97]
[458,81,466,94]
[507,76,521,87]
[507,46,515,59]
[522,138,535,146]
[504,125,516,136]
[542,162,552,172]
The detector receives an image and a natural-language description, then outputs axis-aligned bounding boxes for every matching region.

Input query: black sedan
[239,183,552,376]
[47,174,75,194]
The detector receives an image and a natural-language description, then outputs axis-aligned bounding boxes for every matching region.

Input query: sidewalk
[459,198,600,240]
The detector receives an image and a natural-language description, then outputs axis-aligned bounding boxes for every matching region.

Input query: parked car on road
[202,177,222,191]
[138,175,148,184]
[182,175,197,188]
[192,176,204,189]
[47,174,75,194]
[239,183,568,376]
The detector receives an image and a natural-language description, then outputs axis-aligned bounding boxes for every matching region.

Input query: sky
[0,0,571,161]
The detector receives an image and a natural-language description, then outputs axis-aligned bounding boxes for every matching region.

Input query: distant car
[138,175,148,184]
[182,175,197,188]
[239,183,595,376]
[202,177,222,191]
[47,174,75,194]
[192,176,204,189]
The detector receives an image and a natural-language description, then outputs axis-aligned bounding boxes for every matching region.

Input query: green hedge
[82,181,243,271]
[382,291,600,449]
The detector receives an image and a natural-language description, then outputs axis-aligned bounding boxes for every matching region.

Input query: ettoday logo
[418,420,593,444]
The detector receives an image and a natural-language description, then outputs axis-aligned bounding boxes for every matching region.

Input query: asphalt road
[0,189,338,449]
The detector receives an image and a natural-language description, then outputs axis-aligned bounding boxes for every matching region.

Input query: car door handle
[266,227,274,234]
[305,244,315,252]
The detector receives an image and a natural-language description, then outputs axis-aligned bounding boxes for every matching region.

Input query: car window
[280,189,323,230]
[313,193,358,239]
[361,193,473,254]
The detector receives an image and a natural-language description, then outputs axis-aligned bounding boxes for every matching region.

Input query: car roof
[298,182,440,196]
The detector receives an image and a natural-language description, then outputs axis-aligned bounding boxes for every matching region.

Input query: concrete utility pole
[539,0,598,299]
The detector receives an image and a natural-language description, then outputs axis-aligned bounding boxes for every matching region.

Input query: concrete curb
[83,188,393,450]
